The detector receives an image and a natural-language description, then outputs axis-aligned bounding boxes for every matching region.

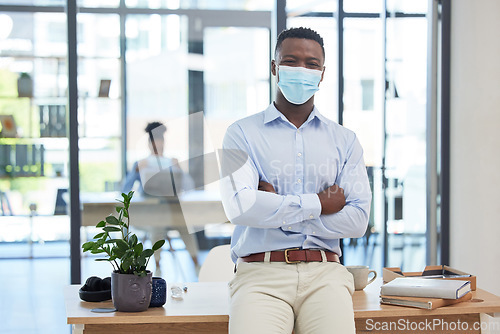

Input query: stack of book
[380,277,472,310]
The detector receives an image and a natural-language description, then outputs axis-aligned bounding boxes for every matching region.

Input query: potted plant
[82,191,165,312]
[17,72,33,97]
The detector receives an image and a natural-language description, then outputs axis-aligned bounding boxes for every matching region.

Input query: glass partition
[124,0,272,10]
[0,11,69,257]
[77,13,122,194]
[125,13,189,170]
[342,17,384,267]
[202,26,270,193]
[78,0,119,7]
[387,0,427,14]
[384,17,428,269]
[0,0,65,5]
[287,0,337,14]
[344,0,382,13]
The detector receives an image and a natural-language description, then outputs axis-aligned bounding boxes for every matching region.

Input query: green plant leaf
[96,220,106,228]
[141,249,154,258]
[95,258,110,262]
[82,241,94,251]
[91,249,106,254]
[125,249,134,257]
[105,238,119,242]
[105,216,120,225]
[134,243,143,257]
[116,239,129,251]
[103,226,121,232]
[137,255,147,268]
[121,258,133,271]
[113,246,125,258]
[94,232,105,239]
[128,234,138,247]
[152,240,166,251]
[123,192,133,209]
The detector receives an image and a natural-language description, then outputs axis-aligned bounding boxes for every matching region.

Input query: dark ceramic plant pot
[111,271,152,312]
[149,277,167,307]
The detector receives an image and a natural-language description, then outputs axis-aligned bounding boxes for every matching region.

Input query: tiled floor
[0,233,426,334]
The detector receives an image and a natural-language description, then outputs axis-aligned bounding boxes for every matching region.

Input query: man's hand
[258,180,276,193]
[317,184,345,214]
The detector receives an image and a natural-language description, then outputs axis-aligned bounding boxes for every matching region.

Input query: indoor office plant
[17,72,33,97]
[82,191,165,312]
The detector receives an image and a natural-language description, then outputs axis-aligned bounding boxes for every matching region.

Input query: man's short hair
[275,27,325,59]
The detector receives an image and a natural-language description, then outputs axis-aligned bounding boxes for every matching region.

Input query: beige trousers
[229,259,355,334]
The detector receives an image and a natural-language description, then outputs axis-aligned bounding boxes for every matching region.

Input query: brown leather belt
[240,248,340,264]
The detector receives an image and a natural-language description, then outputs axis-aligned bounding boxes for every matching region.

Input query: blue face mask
[277,65,323,105]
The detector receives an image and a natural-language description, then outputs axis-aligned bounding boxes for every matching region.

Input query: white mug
[346,265,377,290]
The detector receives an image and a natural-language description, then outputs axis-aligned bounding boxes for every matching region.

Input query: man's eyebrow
[281,54,321,62]
[306,56,321,62]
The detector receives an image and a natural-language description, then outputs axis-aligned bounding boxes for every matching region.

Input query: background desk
[81,191,230,275]
[81,191,228,230]
[66,279,500,334]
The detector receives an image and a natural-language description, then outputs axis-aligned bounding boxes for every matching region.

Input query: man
[220,27,372,333]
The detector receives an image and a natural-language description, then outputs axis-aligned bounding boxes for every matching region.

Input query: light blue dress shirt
[221,103,372,263]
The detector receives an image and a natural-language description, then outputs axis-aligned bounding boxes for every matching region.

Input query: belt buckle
[285,248,301,264]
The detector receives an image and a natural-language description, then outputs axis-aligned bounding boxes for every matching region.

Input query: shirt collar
[263,103,328,126]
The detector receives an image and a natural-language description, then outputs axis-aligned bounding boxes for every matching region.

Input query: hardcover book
[380,277,471,299]
[381,291,473,310]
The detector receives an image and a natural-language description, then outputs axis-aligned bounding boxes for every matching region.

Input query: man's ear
[319,66,326,86]
[271,60,277,76]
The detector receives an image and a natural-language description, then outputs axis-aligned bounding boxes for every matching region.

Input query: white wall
[450,0,500,296]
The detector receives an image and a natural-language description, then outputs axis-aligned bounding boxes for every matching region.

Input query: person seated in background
[122,121,199,276]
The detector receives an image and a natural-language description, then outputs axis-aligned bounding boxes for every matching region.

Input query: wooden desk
[66,279,500,334]
[65,282,230,334]
[355,279,500,333]
[81,191,228,232]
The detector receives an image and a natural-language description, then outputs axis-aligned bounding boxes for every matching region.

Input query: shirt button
[297,179,302,184]
[309,214,314,219]
[297,152,302,157]
[288,226,292,230]
[282,221,286,225]
[297,129,301,133]
[312,231,316,235]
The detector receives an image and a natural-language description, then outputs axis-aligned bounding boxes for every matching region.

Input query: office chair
[198,244,234,282]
